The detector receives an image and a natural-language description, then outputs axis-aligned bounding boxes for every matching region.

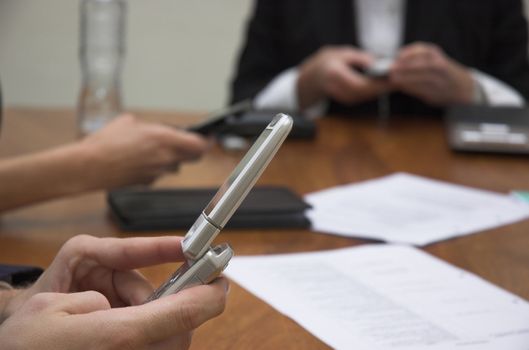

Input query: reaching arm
[0,142,95,212]
[0,114,207,213]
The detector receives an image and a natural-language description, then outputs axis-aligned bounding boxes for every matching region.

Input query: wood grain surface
[0,108,528,350]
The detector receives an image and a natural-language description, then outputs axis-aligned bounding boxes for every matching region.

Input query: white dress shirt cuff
[471,69,525,107]
[254,68,327,118]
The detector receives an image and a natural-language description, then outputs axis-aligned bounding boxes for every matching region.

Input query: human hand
[0,281,227,349]
[79,114,208,189]
[0,235,228,349]
[390,42,475,106]
[297,46,390,109]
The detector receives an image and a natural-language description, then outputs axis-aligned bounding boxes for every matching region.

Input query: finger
[338,47,375,68]
[331,60,371,86]
[392,69,448,96]
[113,270,155,306]
[391,70,433,86]
[397,42,439,61]
[153,125,208,160]
[338,66,389,90]
[25,291,111,315]
[392,54,434,73]
[394,55,435,75]
[391,74,432,94]
[326,66,368,101]
[61,291,112,314]
[60,235,186,271]
[110,277,228,344]
[331,67,388,102]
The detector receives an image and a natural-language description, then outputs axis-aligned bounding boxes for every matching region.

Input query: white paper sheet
[226,245,529,350]
[305,173,529,245]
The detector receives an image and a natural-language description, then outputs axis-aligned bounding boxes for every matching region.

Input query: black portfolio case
[108,186,311,231]
[220,110,316,139]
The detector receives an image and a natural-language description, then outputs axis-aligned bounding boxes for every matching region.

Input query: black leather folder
[220,110,316,139]
[108,186,311,231]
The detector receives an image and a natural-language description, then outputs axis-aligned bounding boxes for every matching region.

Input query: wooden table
[1,108,529,349]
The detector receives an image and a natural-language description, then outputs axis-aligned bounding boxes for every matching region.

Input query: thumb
[53,291,112,315]
[341,48,375,68]
[107,278,228,344]
[19,291,111,317]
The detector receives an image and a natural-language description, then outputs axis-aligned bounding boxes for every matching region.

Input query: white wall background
[1,0,529,112]
[0,0,253,111]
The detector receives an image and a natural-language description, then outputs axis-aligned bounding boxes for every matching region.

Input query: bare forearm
[0,143,97,212]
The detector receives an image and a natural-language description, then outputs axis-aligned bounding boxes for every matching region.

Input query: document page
[305,173,529,245]
[226,245,529,350]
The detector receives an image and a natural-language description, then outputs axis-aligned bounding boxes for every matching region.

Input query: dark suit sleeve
[486,0,529,100]
[229,0,287,104]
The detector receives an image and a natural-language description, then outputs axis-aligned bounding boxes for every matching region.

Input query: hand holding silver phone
[146,113,293,302]
[145,243,233,302]
[364,57,394,78]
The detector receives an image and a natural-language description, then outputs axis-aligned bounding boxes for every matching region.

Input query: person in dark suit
[231,0,529,116]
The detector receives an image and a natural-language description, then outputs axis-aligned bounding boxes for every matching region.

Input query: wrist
[49,142,102,194]
[76,137,120,191]
[61,140,107,193]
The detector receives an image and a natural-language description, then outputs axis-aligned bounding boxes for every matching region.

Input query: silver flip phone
[146,113,293,302]
[364,57,393,78]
